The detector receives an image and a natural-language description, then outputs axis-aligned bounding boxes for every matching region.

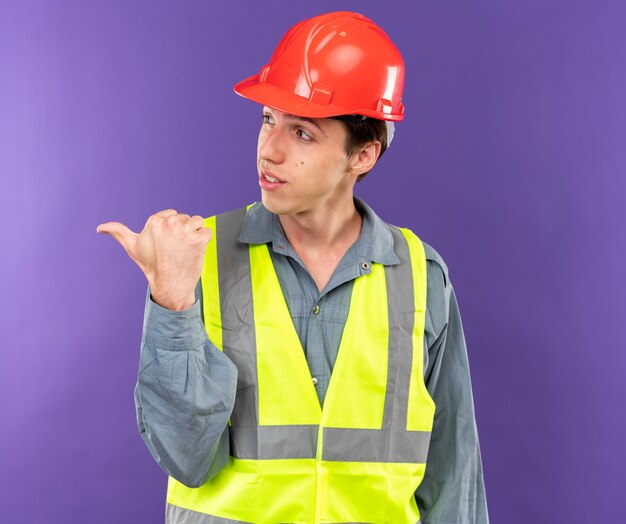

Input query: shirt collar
[238,197,400,266]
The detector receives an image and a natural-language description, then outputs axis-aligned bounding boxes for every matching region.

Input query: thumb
[96,221,138,255]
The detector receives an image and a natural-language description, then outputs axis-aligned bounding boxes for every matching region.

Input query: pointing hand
[97,209,212,310]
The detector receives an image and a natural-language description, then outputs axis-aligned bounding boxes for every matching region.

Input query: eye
[296,128,313,142]
[262,113,275,125]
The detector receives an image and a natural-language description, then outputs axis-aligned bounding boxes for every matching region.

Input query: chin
[261,192,298,216]
[261,190,311,215]
[260,192,284,214]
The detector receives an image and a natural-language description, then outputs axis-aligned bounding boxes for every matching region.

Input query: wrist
[150,288,196,311]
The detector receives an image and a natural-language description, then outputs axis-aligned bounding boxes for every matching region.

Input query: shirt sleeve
[134,281,238,488]
[415,255,489,524]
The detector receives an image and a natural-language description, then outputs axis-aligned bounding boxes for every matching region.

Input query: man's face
[257,106,355,216]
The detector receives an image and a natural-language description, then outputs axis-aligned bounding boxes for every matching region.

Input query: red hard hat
[233,11,405,121]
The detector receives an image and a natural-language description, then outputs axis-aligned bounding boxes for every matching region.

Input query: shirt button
[312,377,318,385]
[313,305,320,315]
[361,262,370,271]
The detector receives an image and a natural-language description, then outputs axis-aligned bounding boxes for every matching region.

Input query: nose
[257,126,285,166]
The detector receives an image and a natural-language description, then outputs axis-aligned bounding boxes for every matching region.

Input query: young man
[98,11,488,524]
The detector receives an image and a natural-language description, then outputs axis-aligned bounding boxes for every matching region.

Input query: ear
[348,141,381,178]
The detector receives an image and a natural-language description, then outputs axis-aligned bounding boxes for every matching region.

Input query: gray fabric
[215,207,258,431]
[232,424,318,459]
[135,287,237,489]
[382,226,419,433]
[135,197,489,523]
[166,504,248,523]
[322,427,431,463]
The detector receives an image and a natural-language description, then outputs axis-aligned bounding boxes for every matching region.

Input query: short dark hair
[331,116,389,182]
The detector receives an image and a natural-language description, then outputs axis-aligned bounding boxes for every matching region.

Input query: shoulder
[390,223,450,289]
[211,204,254,221]
[418,239,454,346]
[422,240,450,289]
[204,203,258,221]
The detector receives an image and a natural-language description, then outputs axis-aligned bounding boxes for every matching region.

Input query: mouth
[261,170,286,183]
[259,170,287,191]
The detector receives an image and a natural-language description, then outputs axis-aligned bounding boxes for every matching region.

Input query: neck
[278,195,362,253]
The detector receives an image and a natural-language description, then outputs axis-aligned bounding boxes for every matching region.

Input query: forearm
[135,286,238,488]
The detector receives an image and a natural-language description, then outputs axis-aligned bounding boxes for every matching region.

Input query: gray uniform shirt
[135,198,489,523]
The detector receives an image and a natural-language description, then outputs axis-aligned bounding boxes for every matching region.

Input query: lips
[261,170,286,183]
[259,170,287,191]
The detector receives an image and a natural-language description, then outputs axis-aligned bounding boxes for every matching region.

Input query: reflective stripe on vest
[167,205,435,524]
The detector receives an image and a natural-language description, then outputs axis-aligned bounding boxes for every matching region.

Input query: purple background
[1,1,625,522]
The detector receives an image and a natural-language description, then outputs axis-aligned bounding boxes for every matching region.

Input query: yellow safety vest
[166,205,436,523]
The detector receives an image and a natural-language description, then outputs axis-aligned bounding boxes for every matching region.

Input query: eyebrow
[265,108,327,136]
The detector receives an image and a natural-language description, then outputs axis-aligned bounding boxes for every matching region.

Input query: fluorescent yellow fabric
[167,210,434,523]
[322,262,389,429]
[200,215,222,351]
[250,242,321,424]
[402,228,436,431]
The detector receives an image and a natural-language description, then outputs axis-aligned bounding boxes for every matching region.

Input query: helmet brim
[234,75,404,122]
